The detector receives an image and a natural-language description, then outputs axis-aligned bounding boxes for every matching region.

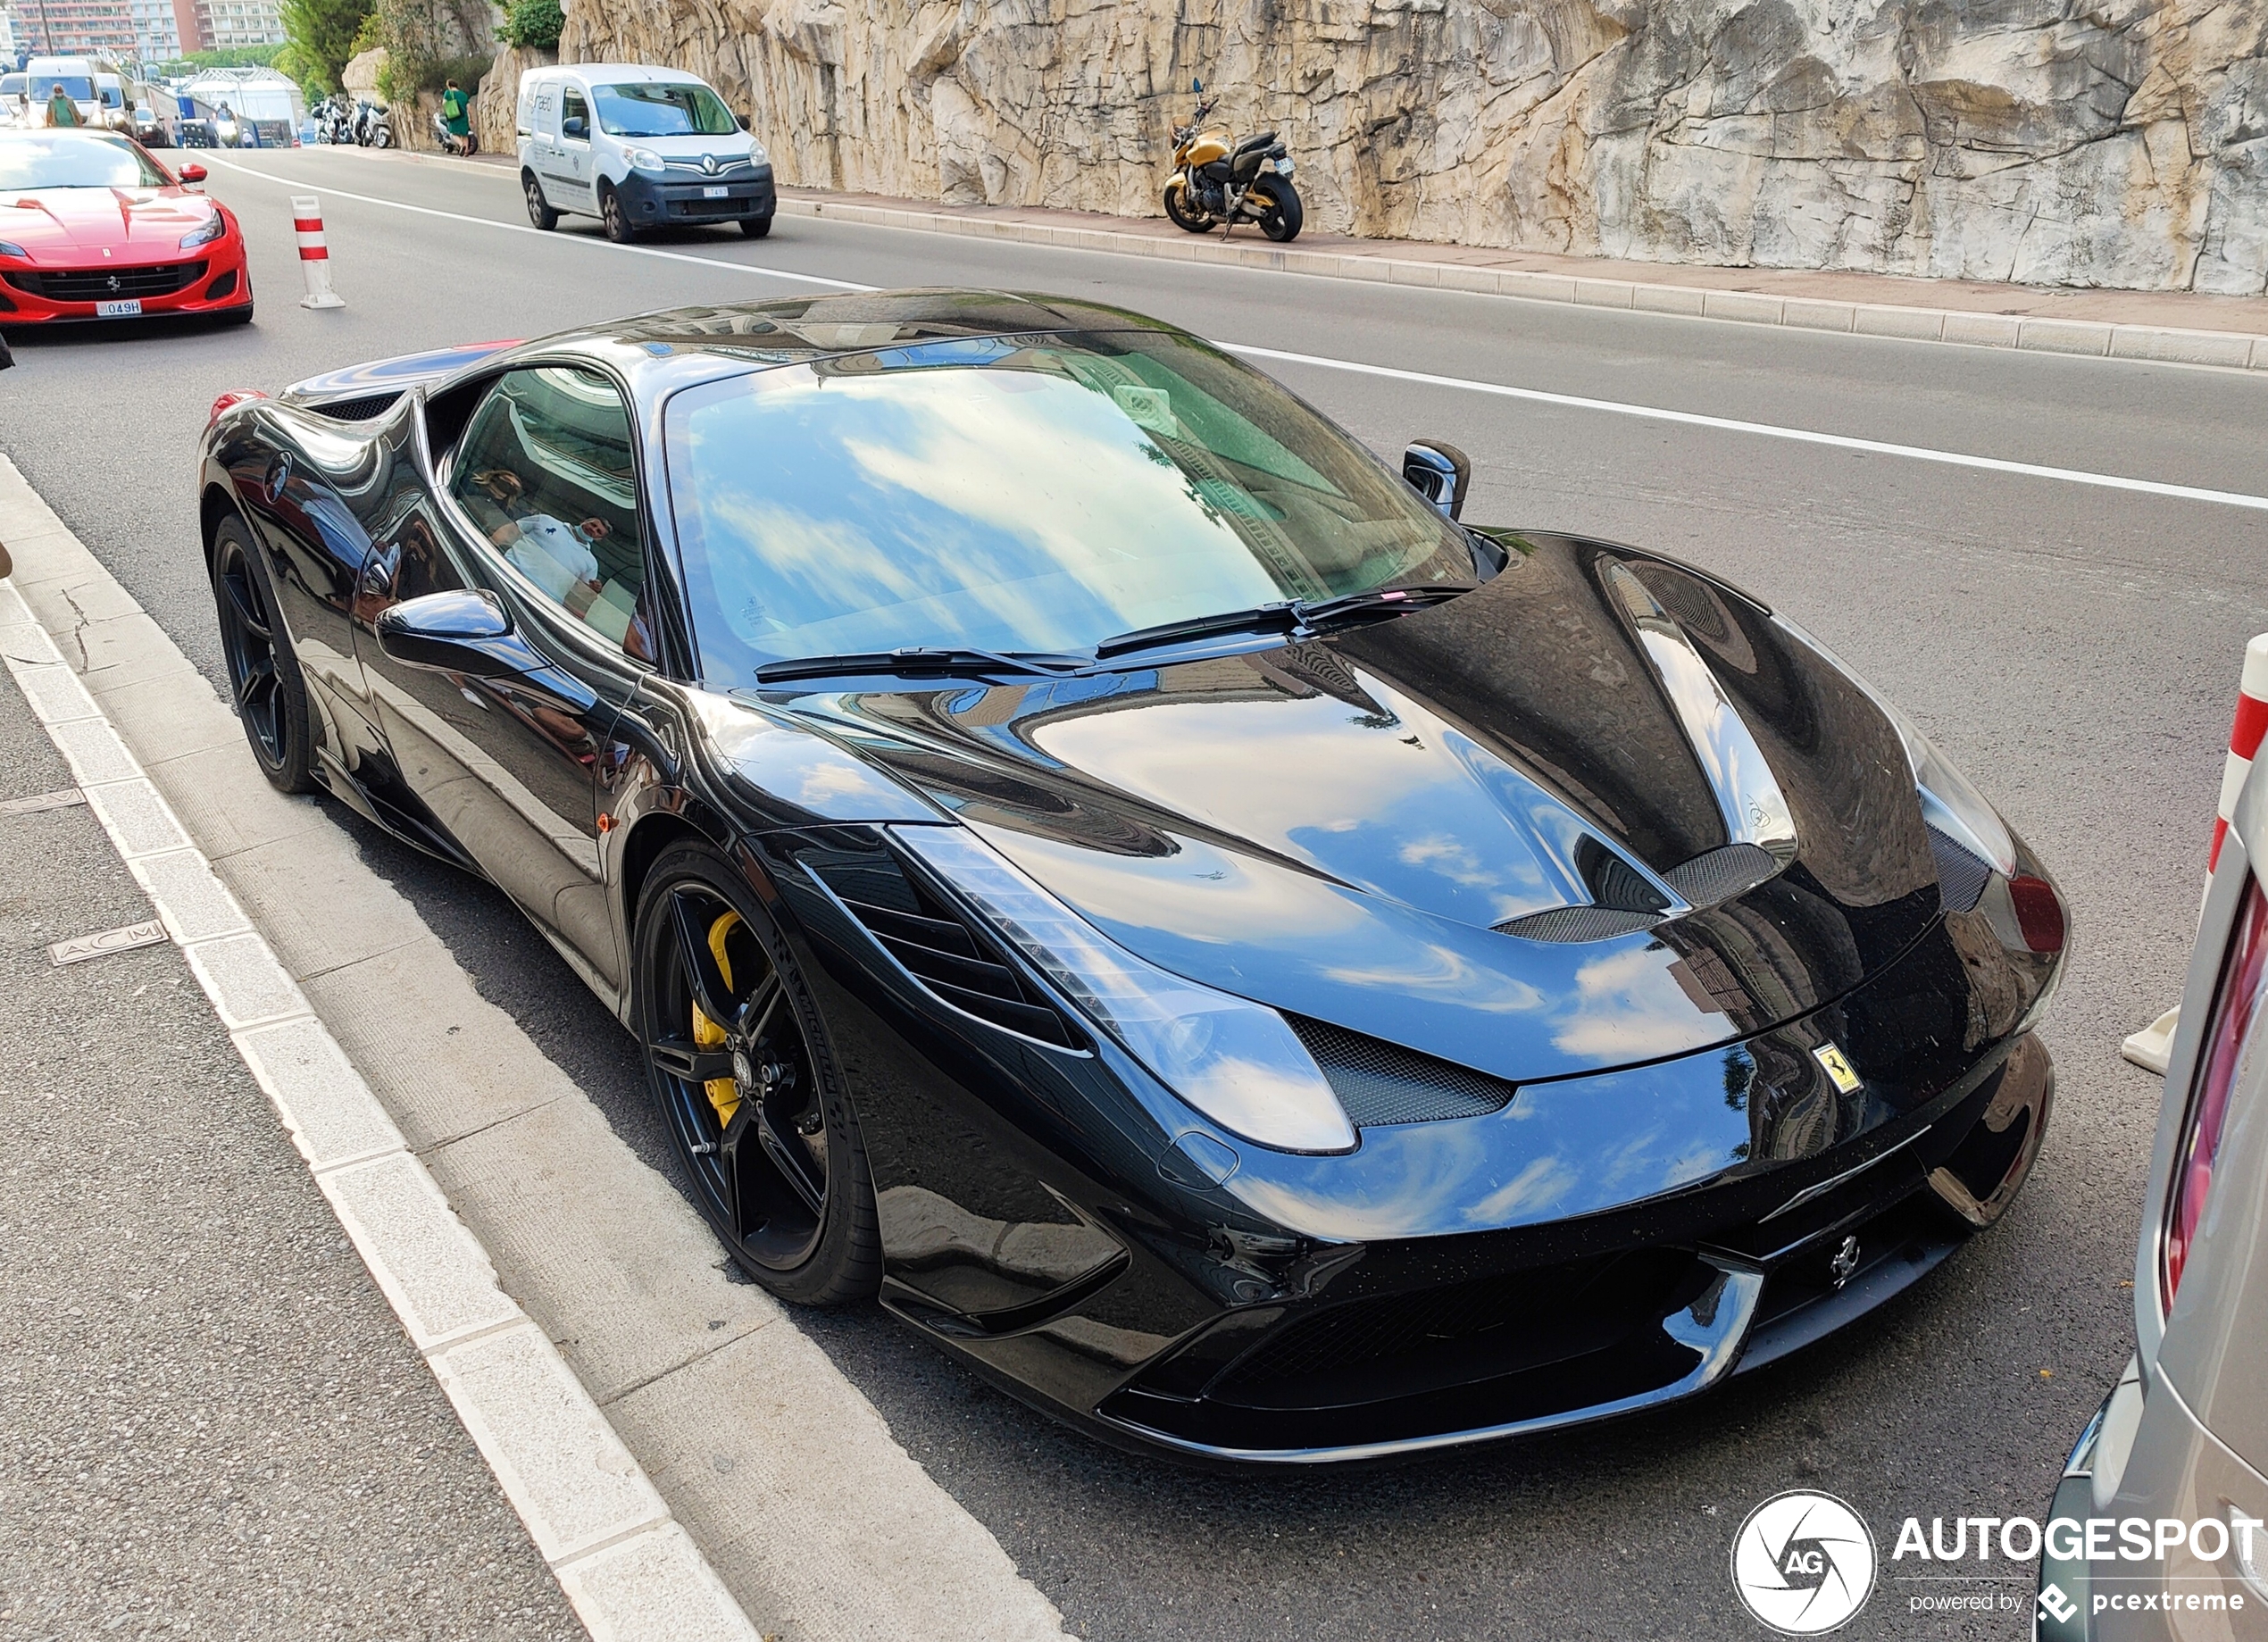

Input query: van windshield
[37,77,97,101]
[592,82,737,138]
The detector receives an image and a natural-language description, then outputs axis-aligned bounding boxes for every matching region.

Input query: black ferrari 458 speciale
[196,290,2065,1463]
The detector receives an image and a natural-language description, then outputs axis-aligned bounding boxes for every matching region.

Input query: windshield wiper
[751,646,1093,685]
[1093,583,1475,660]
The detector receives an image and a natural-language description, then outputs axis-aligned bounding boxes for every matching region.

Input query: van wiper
[1093,583,1474,660]
[751,646,1094,684]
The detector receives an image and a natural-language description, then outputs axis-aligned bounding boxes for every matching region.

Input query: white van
[25,56,103,127]
[515,64,774,243]
[96,72,133,131]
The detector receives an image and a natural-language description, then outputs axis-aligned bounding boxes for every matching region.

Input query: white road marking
[203,154,875,291]
[1226,344,2268,515]
[208,155,2268,515]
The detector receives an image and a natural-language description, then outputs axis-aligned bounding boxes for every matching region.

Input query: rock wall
[476,43,555,150]
[546,0,2268,292]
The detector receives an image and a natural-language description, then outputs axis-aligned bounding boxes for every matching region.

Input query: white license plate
[96,298,144,318]
[701,185,729,199]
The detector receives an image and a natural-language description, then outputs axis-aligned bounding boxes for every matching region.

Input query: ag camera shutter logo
[1731,1490,1878,1634]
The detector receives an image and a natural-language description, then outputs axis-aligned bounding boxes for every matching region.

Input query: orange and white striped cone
[293,195,346,310]
[2122,632,2268,1072]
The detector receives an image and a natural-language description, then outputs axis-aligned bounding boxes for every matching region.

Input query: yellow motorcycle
[1162,79,1302,243]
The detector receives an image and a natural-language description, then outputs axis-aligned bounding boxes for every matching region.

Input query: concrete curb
[313,142,2268,371]
[0,565,763,1642]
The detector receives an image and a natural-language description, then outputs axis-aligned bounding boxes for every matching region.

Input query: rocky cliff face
[546,0,2268,292]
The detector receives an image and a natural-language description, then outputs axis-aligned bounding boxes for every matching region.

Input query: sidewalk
[0,601,583,1639]
[336,143,2268,369]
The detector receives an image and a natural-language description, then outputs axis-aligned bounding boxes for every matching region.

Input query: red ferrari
[0,129,253,328]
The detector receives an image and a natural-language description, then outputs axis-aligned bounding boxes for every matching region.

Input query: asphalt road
[0,657,582,1639]
[8,146,2268,1640]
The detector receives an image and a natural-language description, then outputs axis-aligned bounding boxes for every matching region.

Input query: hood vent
[805,849,1081,1049]
[309,391,402,422]
[1288,1016,1516,1127]
[1495,842,1785,944]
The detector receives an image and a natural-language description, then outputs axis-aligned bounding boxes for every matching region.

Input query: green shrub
[497,0,562,50]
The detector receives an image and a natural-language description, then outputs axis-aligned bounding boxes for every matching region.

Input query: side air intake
[1927,825,1993,913]
[310,391,403,421]
[805,849,1082,1049]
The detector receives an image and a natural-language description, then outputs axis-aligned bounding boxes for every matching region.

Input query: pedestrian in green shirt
[46,86,81,128]
[440,79,472,154]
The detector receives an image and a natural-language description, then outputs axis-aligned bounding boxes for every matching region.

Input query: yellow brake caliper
[691,910,745,1129]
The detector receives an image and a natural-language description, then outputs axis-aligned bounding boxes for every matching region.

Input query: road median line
[0,556,761,1642]
[0,456,1074,1642]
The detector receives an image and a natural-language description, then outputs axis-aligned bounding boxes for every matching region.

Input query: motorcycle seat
[1232,132,1279,156]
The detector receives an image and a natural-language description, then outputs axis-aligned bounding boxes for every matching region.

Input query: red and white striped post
[292,195,346,310]
[2122,632,2268,1072]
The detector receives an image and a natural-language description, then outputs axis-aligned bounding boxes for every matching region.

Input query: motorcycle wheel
[372,125,392,149]
[1252,176,1303,243]
[1163,178,1216,235]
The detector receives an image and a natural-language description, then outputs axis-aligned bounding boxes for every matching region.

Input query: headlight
[0,241,28,260]
[621,146,664,172]
[1778,618,2014,873]
[179,213,225,249]
[896,826,1358,1154]
[747,141,768,166]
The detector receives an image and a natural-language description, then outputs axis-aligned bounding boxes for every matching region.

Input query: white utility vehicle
[24,57,104,126]
[514,63,774,243]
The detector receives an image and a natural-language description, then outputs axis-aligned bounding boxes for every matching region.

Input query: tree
[279,0,376,96]
[497,0,561,51]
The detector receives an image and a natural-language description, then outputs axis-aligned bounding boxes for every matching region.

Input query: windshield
[0,131,171,188]
[37,78,97,101]
[664,329,1475,681]
[593,81,737,138]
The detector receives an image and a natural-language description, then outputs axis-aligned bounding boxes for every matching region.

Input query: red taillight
[208,389,268,428]
[2009,874,2066,954]
[2165,876,2268,1309]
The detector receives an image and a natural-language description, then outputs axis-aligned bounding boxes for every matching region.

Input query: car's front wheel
[600,182,637,243]
[211,517,315,793]
[739,213,772,238]
[633,840,880,1304]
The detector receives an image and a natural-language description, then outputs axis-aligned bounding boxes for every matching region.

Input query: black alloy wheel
[600,183,637,244]
[1163,178,1216,234]
[524,171,558,230]
[634,842,880,1304]
[739,213,772,238]
[211,520,316,793]
[1253,176,1303,243]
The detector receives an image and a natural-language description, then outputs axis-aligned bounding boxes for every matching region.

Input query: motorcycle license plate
[96,299,144,318]
[702,185,729,199]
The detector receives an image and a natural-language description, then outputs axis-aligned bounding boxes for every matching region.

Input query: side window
[448,367,652,659]
[562,87,588,138]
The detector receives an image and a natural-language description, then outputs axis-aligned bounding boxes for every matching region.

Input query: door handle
[357,542,399,600]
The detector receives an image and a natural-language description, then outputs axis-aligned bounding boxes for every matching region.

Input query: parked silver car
[2038,770,2268,1636]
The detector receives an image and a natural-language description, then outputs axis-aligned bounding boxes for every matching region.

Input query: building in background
[0,4,20,63]
[125,0,184,60]
[9,0,135,56]
[191,0,279,49]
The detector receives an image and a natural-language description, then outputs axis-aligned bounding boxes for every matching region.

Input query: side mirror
[177,162,206,185]
[375,588,535,677]
[736,113,750,130]
[1403,440,1470,521]
[561,114,587,140]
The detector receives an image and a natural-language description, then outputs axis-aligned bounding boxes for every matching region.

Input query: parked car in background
[515,63,774,242]
[1,75,31,128]
[0,129,251,327]
[2036,763,2268,1635]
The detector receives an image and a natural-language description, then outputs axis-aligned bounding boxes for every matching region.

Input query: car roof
[527,63,711,85]
[504,289,1188,388]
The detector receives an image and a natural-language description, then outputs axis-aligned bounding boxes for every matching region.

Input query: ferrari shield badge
[1812,1042,1864,1094]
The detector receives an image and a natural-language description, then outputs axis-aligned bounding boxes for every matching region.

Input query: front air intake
[805,849,1081,1048]
[1288,1016,1515,1127]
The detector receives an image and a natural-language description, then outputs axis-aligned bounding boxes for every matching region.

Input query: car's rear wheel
[634,841,880,1304]
[211,518,315,793]
[523,171,558,230]
[600,182,637,244]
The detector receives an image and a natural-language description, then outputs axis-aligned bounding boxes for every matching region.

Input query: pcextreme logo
[1731,1490,1879,1634]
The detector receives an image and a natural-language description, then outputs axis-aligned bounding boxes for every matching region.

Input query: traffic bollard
[2121,632,2268,1073]
[292,196,346,310]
